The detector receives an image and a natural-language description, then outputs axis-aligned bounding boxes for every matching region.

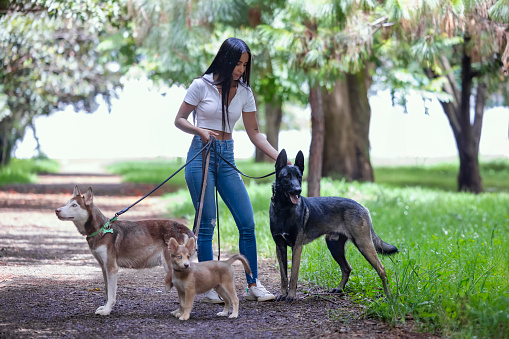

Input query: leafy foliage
[375,0,509,108]
[0,0,129,165]
[0,157,60,185]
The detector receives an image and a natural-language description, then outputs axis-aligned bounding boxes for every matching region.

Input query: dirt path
[0,172,436,338]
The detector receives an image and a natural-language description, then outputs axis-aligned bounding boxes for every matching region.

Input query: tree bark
[433,40,484,193]
[255,102,282,162]
[322,69,374,182]
[308,86,324,197]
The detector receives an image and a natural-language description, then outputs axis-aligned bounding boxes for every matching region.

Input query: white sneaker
[245,279,275,302]
[202,289,224,304]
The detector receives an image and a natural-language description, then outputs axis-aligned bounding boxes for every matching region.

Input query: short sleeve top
[183,73,257,133]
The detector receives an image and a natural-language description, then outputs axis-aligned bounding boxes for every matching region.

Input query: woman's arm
[174,101,219,141]
[242,111,280,161]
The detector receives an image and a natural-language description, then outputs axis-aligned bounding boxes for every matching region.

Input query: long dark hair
[202,37,252,133]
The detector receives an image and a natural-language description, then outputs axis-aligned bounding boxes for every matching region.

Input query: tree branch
[473,82,487,149]
[439,55,461,108]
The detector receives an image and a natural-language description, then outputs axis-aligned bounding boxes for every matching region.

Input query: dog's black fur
[270,150,398,302]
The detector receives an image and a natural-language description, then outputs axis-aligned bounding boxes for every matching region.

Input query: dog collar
[87,217,116,239]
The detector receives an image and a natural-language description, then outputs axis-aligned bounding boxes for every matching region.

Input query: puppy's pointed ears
[275,149,288,173]
[295,151,304,174]
[185,236,196,253]
[168,237,179,254]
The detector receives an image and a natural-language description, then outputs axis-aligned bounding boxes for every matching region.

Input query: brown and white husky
[55,185,195,316]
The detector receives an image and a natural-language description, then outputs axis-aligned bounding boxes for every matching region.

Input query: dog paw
[171,309,181,318]
[329,288,345,294]
[95,306,112,315]
[228,313,238,319]
[284,295,296,303]
[275,294,288,302]
[178,315,190,321]
[216,311,229,317]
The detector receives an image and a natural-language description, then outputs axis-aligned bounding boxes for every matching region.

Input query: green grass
[300,181,509,338]
[106,158,189,189]
[108,157,509,338]
[374,158,509,193]
[0,158,60,185]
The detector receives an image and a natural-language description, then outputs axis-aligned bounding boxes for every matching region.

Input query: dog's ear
[168,237,179,254]
[275,149,287,173]
[295,151,305,174]
[73,185,81,197]
[84,187,93,206]
[185,236,195,253]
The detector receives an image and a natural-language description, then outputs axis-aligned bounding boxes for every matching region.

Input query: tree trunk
[1,118,14,167]
[308,86,324,197]
[322,69,374,182]
[433,41,484,193]
[255,102,282,162]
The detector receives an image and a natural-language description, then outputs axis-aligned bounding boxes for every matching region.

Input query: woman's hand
[199,129,220,142]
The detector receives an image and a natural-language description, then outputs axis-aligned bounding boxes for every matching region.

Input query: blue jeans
[185,135,257,284]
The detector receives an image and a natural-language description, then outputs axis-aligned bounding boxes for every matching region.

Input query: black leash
[217,153,275,179]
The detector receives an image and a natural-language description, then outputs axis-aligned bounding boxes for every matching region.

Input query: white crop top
[183,73,257,133]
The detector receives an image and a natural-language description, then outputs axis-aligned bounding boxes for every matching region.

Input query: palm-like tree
[381,0,509,193]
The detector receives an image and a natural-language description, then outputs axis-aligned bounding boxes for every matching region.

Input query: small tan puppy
[166,236,251,320]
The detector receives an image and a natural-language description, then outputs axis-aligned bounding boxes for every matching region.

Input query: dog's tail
[366,210,398,255]
[371,228,399,255]
[226,254,252,277]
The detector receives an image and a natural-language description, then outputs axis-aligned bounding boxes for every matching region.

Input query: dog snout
[184,263,190,268]
[291,187,302,196]
[55,208,61,215]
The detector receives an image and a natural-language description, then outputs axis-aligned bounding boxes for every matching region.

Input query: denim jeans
[185,135,257,284]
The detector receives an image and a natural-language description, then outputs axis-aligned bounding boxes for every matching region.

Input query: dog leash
[192,137,222,260]
[192,137,212,240]
[217,153,275,179]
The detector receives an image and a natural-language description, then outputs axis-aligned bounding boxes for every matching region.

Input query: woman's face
[233,52,249,81]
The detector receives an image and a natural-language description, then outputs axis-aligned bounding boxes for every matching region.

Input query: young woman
[174,37,280,303]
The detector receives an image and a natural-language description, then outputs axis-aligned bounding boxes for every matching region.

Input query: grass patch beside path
[0,158,60,186]
[374,158,509,193]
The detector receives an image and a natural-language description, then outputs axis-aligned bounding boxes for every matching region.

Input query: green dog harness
[87,216,117,239]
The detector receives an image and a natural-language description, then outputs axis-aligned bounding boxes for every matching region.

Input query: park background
[2,1,509,338]
[14,79,509,164]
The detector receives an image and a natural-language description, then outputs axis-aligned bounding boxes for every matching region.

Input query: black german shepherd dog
[270,150,398,302]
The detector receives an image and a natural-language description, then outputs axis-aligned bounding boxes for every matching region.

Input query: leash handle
[192,137,213,237]
[191,137,221,261]
[213,139,220,261]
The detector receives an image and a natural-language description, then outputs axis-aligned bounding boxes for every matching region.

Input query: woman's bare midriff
[205,128,232,140]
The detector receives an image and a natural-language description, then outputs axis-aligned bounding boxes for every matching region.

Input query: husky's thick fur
[270,150,398,302]
[55,185,195,315]
[166,236,251,320]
